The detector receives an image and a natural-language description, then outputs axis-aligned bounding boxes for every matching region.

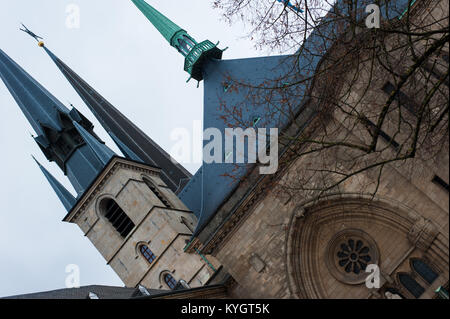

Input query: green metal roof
[131,0,184,44]
[131,0,225,81]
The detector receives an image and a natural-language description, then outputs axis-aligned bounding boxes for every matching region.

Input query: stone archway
[285,194,424,299]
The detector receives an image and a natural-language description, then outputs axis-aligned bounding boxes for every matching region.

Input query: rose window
[337,239,372,274]
[326,229,379,284]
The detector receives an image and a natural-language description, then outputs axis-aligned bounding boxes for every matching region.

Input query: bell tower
[63,156,220,289]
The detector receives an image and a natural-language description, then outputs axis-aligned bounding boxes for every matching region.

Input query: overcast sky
[0,0,265,297]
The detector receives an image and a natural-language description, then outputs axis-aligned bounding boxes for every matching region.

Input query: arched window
[398,273,425,298]
[163,273,178,290]
[100,198,135,238]
[411,259,438,284]
[139,244,156,264]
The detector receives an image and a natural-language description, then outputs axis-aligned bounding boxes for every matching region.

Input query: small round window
[325,229,379,284]
[337,238,372,274]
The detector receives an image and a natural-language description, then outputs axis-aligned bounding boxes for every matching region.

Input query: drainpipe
[398,0,417,20]
[195,247,216,272]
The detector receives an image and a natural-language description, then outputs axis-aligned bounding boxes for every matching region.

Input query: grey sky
[0,0,264,297]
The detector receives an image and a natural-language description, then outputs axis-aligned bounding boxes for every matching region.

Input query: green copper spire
[131,0,225,82]
[131,0,184,44]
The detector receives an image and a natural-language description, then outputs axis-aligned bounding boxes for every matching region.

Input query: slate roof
[3,285,164,299]
[178,0,416,238]
[179,54,304,236]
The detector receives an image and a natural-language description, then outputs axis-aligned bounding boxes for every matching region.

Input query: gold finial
[38,41,45,47]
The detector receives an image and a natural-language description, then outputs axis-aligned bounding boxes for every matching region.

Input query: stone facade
[64,157,221,291]
[196,0,449,299]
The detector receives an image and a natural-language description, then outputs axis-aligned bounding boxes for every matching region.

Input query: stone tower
[62,156,219,289]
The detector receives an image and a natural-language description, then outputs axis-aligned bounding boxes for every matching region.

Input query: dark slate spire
[73,121,115,165]
[0,48,111,195]
[131,0,225,82]
[109,132,143,163]
[39,44,192,193]
[0,48,65,136]
[33,156,76,211]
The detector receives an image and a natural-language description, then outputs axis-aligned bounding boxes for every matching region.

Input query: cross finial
[20,23,44,45]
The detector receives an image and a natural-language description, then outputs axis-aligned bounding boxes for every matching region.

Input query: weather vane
[19,23,44,43]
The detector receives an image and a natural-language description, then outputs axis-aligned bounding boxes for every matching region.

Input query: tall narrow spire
[131,0,224,81]
[73,121,115,165]
[33,156,77,212]
[131,0,184,44]
[0,48,66,136]
[38,43,192,193]
[109,132,143,163]
[0,48,112,195]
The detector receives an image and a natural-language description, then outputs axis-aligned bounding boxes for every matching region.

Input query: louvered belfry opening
[143,176,172,208]
[101,198,135,238]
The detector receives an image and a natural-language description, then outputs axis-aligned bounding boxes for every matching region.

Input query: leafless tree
[213,0,449,203]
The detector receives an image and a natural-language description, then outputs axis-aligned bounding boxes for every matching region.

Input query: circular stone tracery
[337,238,372,274]
[326,229,379,285]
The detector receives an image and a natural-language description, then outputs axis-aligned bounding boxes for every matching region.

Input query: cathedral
[0,0,448,299]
